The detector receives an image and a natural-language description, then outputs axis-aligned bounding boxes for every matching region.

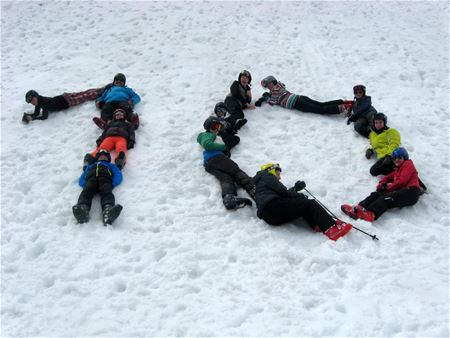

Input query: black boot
[115,151,126,170]
[72,204,90,224]
[234,118,247,131]
[83,153,95,170]
[223,194,252,210]
[102,204,123,226]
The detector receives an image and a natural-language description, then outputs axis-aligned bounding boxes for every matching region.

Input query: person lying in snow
[83,108,135,171]
[73,149,123,226]
[255,75,353,115]
[93,73,141,130]
[341,147,423,222]
[22,87,104,123]
[345,84,378,138]
[223,70,256,132]
[252,163,352,241]
[197,115,255,210]
[364,112,401,176]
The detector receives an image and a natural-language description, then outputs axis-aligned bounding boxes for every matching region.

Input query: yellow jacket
[369,128,401,159]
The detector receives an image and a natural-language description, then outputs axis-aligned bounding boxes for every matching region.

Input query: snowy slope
[1,1,449,337]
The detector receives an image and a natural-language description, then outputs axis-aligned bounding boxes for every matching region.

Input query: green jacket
[369,127,401,159]
[197,131,226,151]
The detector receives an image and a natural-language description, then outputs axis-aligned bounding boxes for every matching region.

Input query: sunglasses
[354,90,364,94]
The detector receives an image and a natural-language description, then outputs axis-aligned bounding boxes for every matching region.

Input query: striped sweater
[267,82,299,109]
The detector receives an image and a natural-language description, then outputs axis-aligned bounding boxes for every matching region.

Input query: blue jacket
[96,85,141,105]
[79,161,123,188]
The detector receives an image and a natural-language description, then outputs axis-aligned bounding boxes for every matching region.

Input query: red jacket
[377,159,420,192]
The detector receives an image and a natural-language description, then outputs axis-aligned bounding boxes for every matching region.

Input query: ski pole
[303,188,379,241]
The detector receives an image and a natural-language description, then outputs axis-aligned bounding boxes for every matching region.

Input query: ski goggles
[266,163,282,172]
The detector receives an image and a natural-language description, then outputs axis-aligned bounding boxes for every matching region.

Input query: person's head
[353,84,366,99]
[96,149,111,163]
[392,147,409,166]
[373,112,387,130]
[113,73,126,86]
[238,70,252,86]
[261,76,277,90]
[25,90,39,105]
[214,102,228,118]
[261,162,282,179]
[113,108,126,121]
[203,115,223,134]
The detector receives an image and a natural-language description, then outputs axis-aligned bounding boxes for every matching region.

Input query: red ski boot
[341,204,375,222]
[356,206,375,222]
[325,220,352,241]
[341,204,359,219]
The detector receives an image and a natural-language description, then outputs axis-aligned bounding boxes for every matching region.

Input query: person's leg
[354,118,371,138]
[114,137,128,156]
[64,88,103,107]
[205,160,237,197]
[294,96,340,114]
[301,96,343,106]
[91,137,115,158]
[98,177,115,209]
[366,187,421,219]
[113,137,128,169]
[370,158,395,176]
[261,196,334,231]
[224,97,246,127]
[210,156,254,198]
[77,179,98,209]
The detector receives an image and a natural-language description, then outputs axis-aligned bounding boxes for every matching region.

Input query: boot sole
[72,206,89,224]
[103,205,123,226]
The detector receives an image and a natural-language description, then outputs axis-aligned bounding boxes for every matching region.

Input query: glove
[365,148,374,159]
[96,138,103,146]
[262,92,271,99]
[346,116,353,125]
[255,98,263,107]
[376,183,387,192]
[22,113,31,124]
[223,148,231,157]
[382,155,392,166]
[294,180,306,192]
[127,140,135,149]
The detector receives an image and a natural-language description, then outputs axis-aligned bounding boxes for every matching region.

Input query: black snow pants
[294,96,343,115]
[77,176,115,210]
[205,155,254,197]
[260,195,335,231]
[224,96,245,126]
[359,187,421,219]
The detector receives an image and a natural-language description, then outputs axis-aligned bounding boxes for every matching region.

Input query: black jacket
[97,119,135,144]
[226,81,251,108]
[349,95,377,121]
[252,170,300,218]
[31,95,69,120]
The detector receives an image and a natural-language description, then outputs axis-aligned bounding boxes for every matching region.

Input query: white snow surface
[1,1,449,337]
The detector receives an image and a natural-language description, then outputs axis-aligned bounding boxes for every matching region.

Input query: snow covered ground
[1,1,449,336]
